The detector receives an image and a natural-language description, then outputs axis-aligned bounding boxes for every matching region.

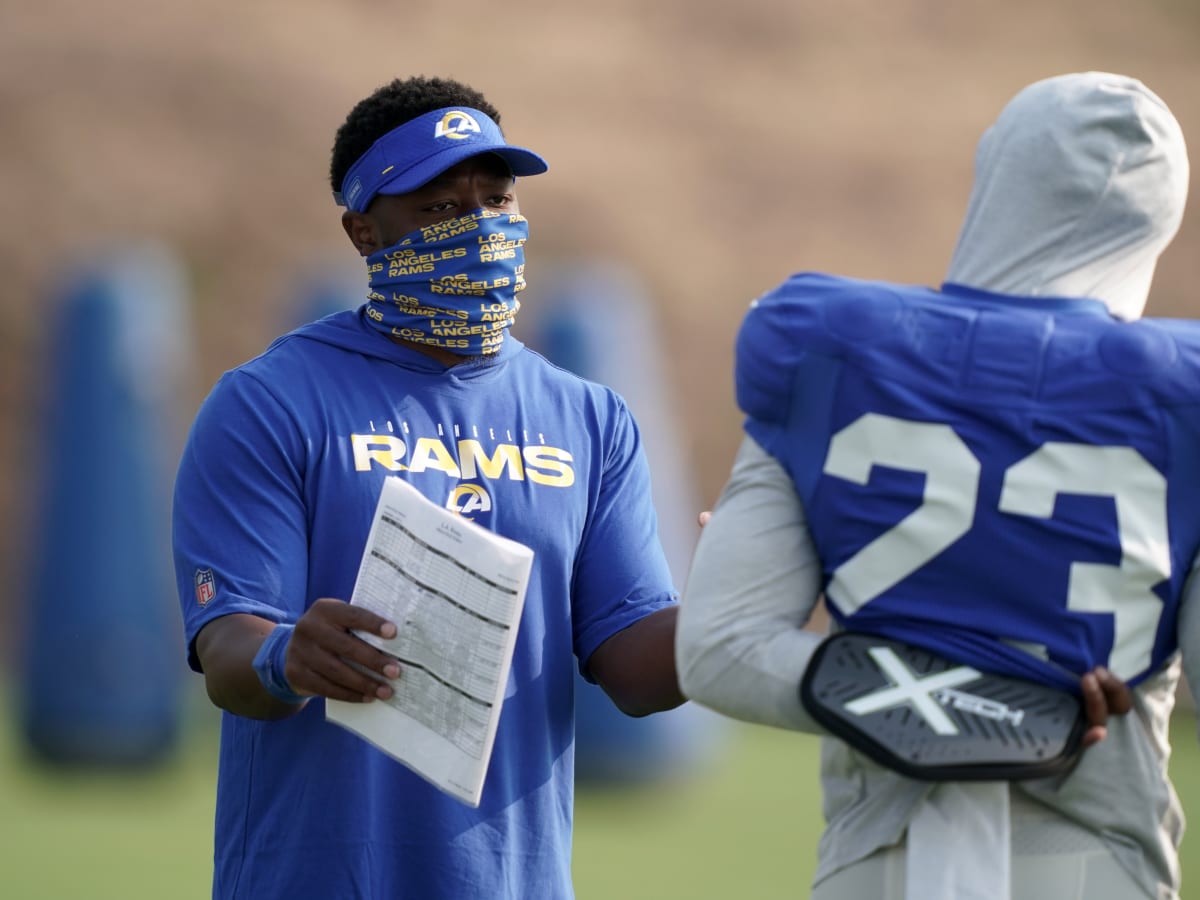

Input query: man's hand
[1079,665,1132,748]
[198,605,401,719]
[286,599,401,703]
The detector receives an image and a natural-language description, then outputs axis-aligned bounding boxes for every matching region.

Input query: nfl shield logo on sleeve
[194,568,215,607]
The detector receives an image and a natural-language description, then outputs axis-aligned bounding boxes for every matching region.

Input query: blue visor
[333,107,549,213]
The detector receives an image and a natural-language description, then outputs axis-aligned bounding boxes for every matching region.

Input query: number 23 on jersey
[821,412,1169,681]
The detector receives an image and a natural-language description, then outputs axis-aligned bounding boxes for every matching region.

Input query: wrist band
[252,623,306,705]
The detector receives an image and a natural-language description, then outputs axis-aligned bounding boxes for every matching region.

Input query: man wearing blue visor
[173,76,685,899]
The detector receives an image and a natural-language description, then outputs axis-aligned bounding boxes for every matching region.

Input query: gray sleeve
[675,434,827,732]
[1178,560,1200,744]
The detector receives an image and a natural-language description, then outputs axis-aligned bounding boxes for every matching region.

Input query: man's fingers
[287,598,402,700]
[300,666,391,704]
[322,654,397,700]
[307,597,396,638]
[294,600,398,666]
[291,632,400,683]
[1080,724,1107,749]
[287,646,397,701]
[340,655,401,691]
[1078,666,1133,750]
[1094,666,1133,715]
[1080,670,1107,729]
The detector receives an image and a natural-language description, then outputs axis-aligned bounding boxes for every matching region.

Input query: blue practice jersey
[173,310,676,900]
[737,273,1200,691]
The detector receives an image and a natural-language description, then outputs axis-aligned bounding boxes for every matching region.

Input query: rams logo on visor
[435,111,482,141]
[447,483,493,516]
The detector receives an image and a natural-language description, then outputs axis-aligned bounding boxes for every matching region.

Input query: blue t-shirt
[173,309,677,899]
[737,273,1200,691]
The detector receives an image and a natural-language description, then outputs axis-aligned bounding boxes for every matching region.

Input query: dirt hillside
[2,0,1199,646]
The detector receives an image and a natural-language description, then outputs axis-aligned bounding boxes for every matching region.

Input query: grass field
[1,689,1196,900]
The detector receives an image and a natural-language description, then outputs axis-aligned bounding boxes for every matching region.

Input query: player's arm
[1177,555,1200,745]
[587,606,683,717]
[676,435,827,732]
[195,603,402,720]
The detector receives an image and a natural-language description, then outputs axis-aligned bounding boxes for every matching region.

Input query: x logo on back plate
[843,646,982,735]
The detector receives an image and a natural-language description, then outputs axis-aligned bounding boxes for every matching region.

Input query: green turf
[572,722,825,899]
[0,699,218,900]
[575,712,1200,898]
[1,691,1196,899]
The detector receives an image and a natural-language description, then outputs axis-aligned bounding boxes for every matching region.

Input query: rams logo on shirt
[447,483,493,517]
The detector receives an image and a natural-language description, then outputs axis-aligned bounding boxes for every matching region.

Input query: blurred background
[1,1,1199,897]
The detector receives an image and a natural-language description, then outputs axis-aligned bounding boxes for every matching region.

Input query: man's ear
[342,211,381,257]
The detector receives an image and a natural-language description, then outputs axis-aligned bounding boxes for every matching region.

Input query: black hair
[329,76,502,194]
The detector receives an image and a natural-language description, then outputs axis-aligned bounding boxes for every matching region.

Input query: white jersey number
[823,414,1169,679]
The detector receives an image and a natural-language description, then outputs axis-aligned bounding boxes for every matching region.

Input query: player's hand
[1079,665,1133,748]
[285,598,401,703]
[698,510,712,527]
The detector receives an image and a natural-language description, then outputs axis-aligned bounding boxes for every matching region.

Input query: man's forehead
[419,153,515,189]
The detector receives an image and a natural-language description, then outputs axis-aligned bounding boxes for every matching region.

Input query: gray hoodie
[946,71,1188,320]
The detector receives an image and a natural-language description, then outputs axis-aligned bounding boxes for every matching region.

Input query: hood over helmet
[945,71,1189,320]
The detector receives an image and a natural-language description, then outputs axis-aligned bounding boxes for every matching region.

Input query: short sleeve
[172,370,309,670]
[570,397,677,676]
[736,292,798,426]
